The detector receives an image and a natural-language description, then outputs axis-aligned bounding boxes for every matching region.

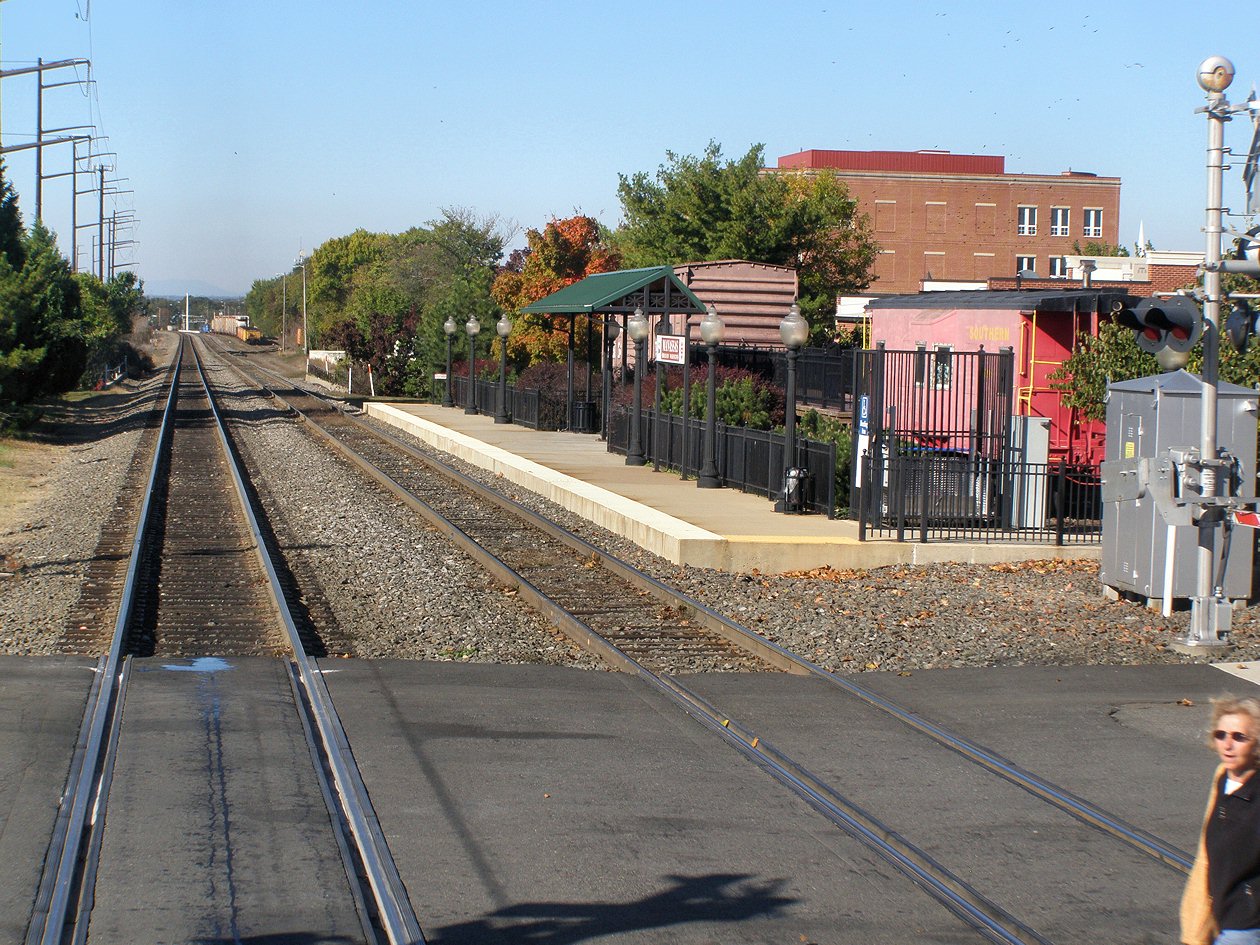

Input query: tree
[0,160,24,271]
[264,208,512,398]
[1049,321,1158,421]
[1072,240,1129,258]
[491,214,620,363]
[614,141,877,330]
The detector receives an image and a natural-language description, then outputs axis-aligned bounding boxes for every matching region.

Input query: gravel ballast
[5,337,1260,672]
[0,356,171,655]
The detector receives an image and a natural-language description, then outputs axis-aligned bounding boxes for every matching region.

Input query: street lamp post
[495,314,512,423]
[680,311,694,479]
[601,314,620,440]
[442,316,457,407]
[625,307,649,466]
[464,315,481,415]
[697,303,724,489]
[777,301,809,512]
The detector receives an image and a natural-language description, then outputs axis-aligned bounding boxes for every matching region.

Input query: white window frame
[1083,208,1103,239]
[1050,207,1070,237]
[1017,205,1037,236]
[932,344,953,390]
[1016,255,1036,275]
[1048,256,1069,278]
[914,342,928,387]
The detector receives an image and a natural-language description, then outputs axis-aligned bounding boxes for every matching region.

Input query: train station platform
[364,402,1099,574]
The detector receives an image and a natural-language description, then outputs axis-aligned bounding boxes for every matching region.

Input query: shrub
[629,364,781,430]
[514,360,594,394]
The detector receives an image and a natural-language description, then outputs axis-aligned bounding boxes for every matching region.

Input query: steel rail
[27,340,183,945]
[191,340,425,945]
[212,360,1052,945]
[228,347,1193,874]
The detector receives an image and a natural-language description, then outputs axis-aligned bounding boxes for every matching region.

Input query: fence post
[858,452,869,540]
[919,451,931,543]
[1055,458,1067,546]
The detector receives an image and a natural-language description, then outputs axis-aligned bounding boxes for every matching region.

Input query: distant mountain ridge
[144,278,244,299]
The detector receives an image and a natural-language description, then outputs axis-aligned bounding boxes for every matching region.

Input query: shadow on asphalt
[425,872,795,944]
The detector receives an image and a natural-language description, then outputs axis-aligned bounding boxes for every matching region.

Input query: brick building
[775,149,1122,295]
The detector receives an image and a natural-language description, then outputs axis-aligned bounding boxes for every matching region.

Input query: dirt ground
[0,439,62,542]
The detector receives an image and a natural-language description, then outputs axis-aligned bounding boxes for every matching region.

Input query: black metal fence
[449,377,579,431]
[855,345,1015,458]
[857,450,1101,543]
[771,346,861,413]
[606,407,836,517]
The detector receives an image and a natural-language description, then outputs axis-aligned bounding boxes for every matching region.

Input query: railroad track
[208,337,1193,945]
[29,336,425,945]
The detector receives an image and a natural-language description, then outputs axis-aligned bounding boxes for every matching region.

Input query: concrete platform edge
[365,402,1100,574]
[367,403,719,566]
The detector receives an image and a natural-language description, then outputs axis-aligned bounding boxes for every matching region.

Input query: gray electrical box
[1100,370,1257,602]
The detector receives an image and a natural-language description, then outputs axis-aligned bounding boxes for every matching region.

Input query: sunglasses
[1214,730,1255,744]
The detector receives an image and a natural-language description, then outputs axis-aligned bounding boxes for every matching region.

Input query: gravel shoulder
[0,332,177,654]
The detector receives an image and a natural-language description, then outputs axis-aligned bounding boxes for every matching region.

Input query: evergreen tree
[0,159,25,271]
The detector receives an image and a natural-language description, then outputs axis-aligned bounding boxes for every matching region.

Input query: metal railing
[607,407,836,517]
[448,376,582,432]
[857,450,1101,543]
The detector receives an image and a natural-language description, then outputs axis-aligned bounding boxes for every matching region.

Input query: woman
[1183,696,1260,945]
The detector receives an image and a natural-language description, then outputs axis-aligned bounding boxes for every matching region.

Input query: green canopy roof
[518,266,707,316]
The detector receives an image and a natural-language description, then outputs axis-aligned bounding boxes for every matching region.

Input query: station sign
[655,334,686,364]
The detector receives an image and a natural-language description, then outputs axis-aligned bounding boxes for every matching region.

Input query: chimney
[1080,258,1097,289]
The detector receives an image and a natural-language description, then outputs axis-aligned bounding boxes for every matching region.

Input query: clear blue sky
[0,0,1252,296]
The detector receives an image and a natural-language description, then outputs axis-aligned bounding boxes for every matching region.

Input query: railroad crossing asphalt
[0,350,1238,942]
[3,653,1255,943]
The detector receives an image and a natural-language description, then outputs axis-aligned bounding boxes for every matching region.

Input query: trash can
[571,401,598,433]
[782,467,815,514]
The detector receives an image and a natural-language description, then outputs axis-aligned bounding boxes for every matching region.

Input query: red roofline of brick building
[777,149,1004,175]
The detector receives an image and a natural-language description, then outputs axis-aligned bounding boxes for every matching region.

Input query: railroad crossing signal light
[1111,296,1203,371]
[1226,299,1256,353]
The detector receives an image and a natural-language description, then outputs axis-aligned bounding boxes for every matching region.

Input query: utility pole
[280,273,287,353]
[0,58,91,221]
[97,165,104,277]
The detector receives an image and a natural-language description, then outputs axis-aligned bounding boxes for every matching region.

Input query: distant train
[209,314,263,344]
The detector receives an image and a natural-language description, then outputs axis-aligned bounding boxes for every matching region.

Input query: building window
[974,203,996,236]
[972,252,995,280]
[875,200,896,233]
[923,251,945,280]
[1083,208,1103,238]
[1016,256,1036,275]
[914,342,927,386]
[1048,256,1069,277]
[875,250,897,283]
[1050,207,1070,237]
[933,345,953,389]
[925,201,946,234]
[1017,206,1037,236]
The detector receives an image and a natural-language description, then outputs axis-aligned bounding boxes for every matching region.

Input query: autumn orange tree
[491,215,620,363]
